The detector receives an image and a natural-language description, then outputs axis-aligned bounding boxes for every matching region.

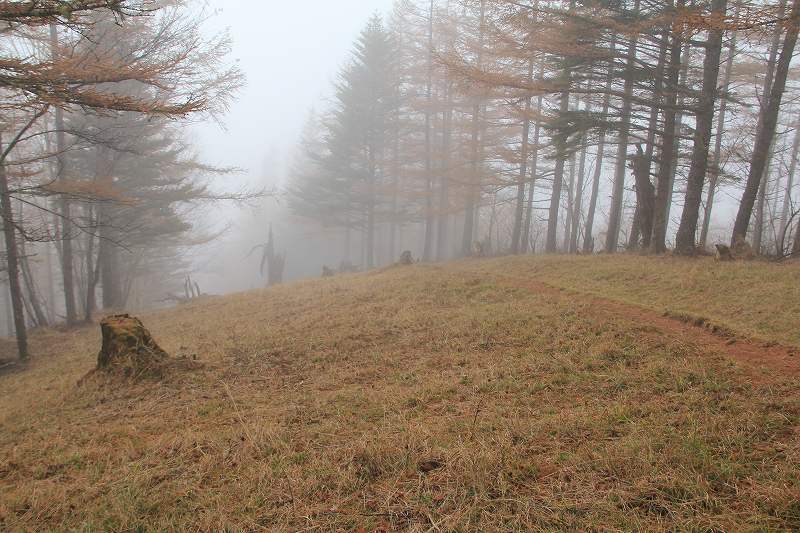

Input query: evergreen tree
[290,15,398,268]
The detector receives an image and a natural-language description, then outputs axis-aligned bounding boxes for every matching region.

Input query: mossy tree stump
[97,314,168,377]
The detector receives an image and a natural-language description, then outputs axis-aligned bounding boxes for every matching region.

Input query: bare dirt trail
[473,271,800,380]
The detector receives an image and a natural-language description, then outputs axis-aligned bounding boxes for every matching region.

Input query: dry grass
[467,254,800,346]
[1,255,799,531]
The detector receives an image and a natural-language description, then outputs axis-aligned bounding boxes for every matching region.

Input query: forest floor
[1,254,800,531]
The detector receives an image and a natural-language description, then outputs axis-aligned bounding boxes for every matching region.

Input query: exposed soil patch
[482,273,800,379]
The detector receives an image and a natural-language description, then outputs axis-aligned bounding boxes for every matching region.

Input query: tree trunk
[44,234,55,323]
[361,229,367,268]
[628,208,642,252]
[462,105,482,256]
[636,27,668,251]
[18,239,49,328]
[84,207,98,322]
[631,145,656,250]
[563,151,576,252]
[675,0,728,255]
[343,223,351,265]
[3,282,13,337]
[768,160,782,251]
[0,136,28,359]
[778,111,800,256]
[629,29,666,253]
[651,0,684,253]
[699,28,736,249]
[86,233,100,322]
[14,203,38,321]
[99,207,121,310]
[521,58,545,254]
[732,0,800,245]
[584,37,615,254]
[96,314,168,376]
[389,101,400,262]
[546,86,570,253]
[663,39,691,231]
[583,143,605,254]
[487,189,498,252]
[367,150,376,269]
[462,0,487,257]
[437,75,453,261]
[794,204,800,255]
[544,0,578,254]
[570,129,588,254]
[606,2,639,253]
[754,156,776,254]
[50,24,77,326]
[512,58,535,254]
[754,1,787,254]
[422,0,435,262]
[754,172,769,252]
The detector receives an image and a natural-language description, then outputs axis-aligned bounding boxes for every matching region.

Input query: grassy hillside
[1,256,799,531]
[464,254,800,346]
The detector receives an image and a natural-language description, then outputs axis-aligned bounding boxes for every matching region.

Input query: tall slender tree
[675,0,728,255]
[733,0,800,247]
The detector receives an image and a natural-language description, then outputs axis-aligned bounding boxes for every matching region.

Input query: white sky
[191,0,395,189]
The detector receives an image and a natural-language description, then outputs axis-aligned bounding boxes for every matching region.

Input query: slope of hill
[470,255,800,346]
[1,256,799,531]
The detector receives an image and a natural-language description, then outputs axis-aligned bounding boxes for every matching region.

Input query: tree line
[0,1,242,359]
[289,0,800,268]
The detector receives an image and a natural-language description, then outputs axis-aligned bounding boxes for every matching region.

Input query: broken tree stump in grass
[97,314,169,377]
[80,314,200,386]
[732,236,756,260]
[715,244,734,262]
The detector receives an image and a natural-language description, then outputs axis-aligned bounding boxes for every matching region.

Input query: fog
[189,0,395,295]
[0,0,796,341]
[181,0,764,298]
[1,3,799,528]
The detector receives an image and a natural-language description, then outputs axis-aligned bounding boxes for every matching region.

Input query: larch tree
[675,0,729,255]
[0,0,242,359]
[283,0,800,272]
[732,0,800,247]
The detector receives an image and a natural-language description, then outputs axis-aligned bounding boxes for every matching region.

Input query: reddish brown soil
[486,273,800,380]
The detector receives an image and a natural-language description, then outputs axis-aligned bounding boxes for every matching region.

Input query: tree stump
[715,244,734,262]
[732,236,756,260]
[97,314,169,376]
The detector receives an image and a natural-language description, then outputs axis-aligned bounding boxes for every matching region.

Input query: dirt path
[480,272,800,380]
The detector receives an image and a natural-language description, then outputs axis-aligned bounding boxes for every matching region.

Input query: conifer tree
[290,15,398,268]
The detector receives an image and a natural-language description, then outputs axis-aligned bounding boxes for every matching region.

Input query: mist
[188,1,395,295]
[0,0,797,334]
[2,2,800,530]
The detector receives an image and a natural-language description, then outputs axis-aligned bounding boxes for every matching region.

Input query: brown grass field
[1,255,800,531]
